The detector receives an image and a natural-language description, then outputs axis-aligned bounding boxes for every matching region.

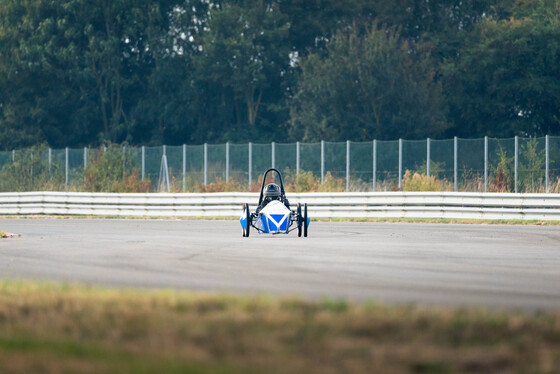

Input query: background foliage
[1,0,559,150]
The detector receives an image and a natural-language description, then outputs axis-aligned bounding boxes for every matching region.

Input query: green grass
[0,280,559,374]
[0,337,241,374]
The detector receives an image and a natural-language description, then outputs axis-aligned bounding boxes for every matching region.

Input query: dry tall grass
[0,281,559,374]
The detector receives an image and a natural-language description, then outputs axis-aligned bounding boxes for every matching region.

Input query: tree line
[1,0,559,150]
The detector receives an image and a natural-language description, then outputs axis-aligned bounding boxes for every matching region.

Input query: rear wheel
[303,203,308,237]
[297,203,302,237]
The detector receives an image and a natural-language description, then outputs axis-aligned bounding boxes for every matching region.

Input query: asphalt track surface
[1,218,559,310]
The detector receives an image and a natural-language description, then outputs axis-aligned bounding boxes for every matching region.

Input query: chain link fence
[1,136,559,193]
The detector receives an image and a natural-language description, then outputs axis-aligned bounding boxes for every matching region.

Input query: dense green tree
[0,0,176,149]
[290,26,447,141]
[0,0,79,148]
[277,0,379,54]
[2,0,560,150]
[127,2,210,145]
[190,0,292,142]
[56,0,178,144]
[443,1,560,137]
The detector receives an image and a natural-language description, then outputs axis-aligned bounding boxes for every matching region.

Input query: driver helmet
[263,183,281,200]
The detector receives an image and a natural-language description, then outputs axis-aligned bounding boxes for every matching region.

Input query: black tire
[303,203,308,237]
[244,203,251,237]
[297,203,302,237]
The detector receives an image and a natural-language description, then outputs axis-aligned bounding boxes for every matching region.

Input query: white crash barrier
[1,191,560,220]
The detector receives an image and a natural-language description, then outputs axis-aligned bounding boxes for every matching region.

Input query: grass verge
[0,280,559,374]
[315,217,560,225]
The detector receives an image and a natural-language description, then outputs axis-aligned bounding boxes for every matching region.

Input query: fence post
[426,138,431,177]
[83,147,87,170]
[373,140,377,192]
[514,136,519,193]
[48,148,52,177]
[12,150,14,162]
[346,140,350,192]
[141,146,145,181]
[484,136,488,192]
[296,141,300,175]
[248,142,252,186]
[65,147,69,187]
[321,140,325,184]
[546,135,549,193]
[183,144,186,191]
[454,136,458,192]
[226,142,229,182]
[158,145,170,192]
[165,145,170,191]
[398,139,403,190]
[204,143,208,186]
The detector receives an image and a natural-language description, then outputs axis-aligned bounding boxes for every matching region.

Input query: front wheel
[303,203,308,237]
[242,203,251,237]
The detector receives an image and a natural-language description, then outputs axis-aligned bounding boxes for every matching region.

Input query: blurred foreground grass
[0,280,559,374]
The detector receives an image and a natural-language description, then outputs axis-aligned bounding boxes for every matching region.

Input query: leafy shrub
[489,146,514,192]
[197,177,248,193]
[83,146,151,192]
[401,170,452,191]
[0,145,65,192]
[519,137,546,192]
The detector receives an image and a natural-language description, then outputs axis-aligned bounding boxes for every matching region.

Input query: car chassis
[240,168,309,237]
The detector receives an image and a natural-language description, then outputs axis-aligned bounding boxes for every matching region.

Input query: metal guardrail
[1,192,560,220]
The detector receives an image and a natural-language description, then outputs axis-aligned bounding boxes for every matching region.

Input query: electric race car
[240,168,309,237]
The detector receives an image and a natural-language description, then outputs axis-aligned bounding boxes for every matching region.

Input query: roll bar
[258,168,286,206]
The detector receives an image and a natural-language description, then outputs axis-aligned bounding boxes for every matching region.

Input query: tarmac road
[1,218,559,310]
